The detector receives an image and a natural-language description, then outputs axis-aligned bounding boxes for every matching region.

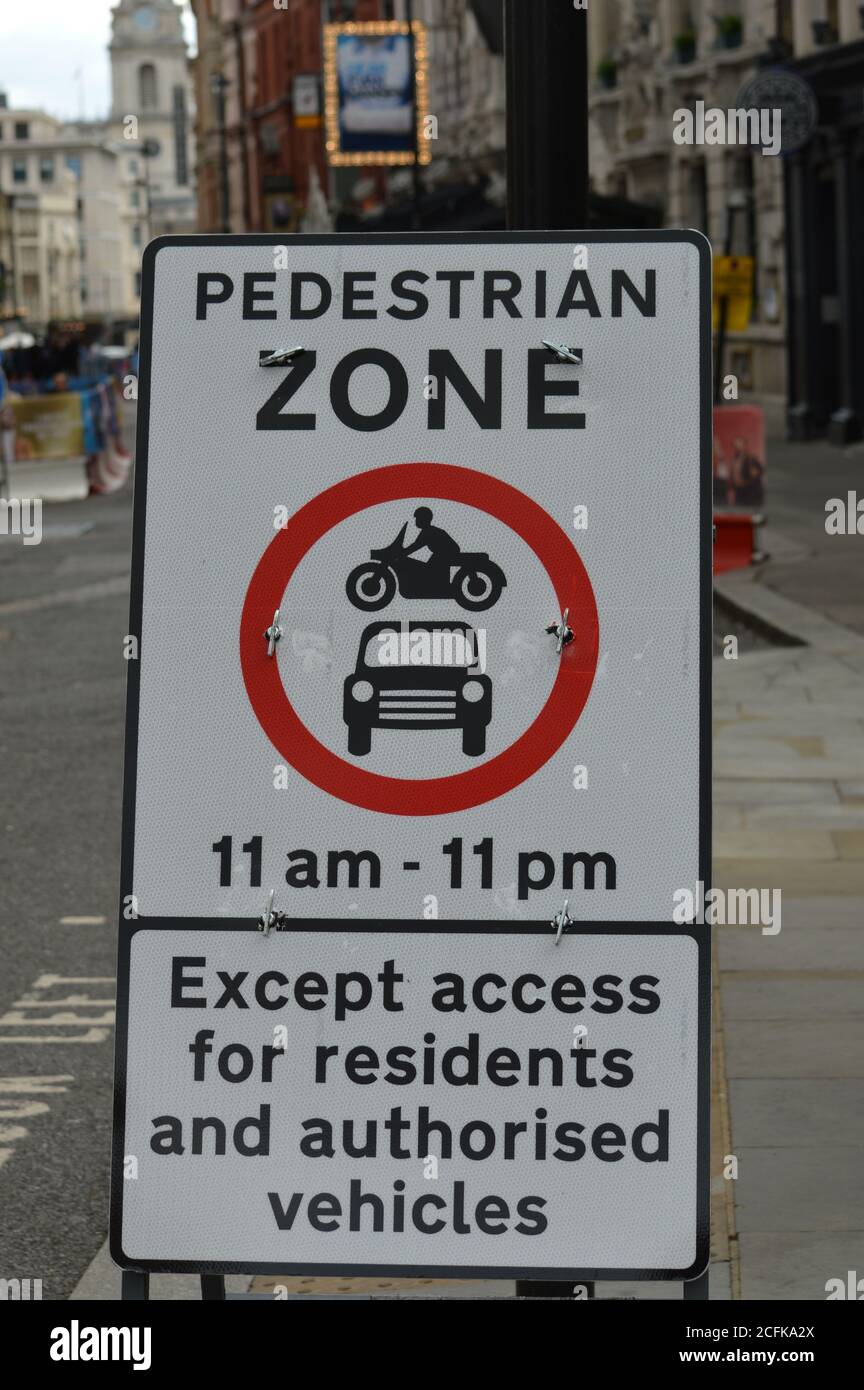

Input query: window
[139,63,158,110]
[12,157,27,183]
[132,223,142,247]
[129,157,139,174]
[40,156,54,183]
[130,189,140,208]
[134,271,142,297]
[14,121,29,140]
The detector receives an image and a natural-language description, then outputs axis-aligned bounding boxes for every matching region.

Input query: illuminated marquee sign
[323,20,431,168]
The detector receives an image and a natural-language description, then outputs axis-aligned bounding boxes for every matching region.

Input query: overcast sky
[0,0,196,121]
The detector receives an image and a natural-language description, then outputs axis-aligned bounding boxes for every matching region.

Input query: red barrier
[714,512,766,575]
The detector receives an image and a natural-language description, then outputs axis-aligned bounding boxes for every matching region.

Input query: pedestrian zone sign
[112,233,712,1282]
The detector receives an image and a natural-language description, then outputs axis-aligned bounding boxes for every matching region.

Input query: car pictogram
[343,620,492,758]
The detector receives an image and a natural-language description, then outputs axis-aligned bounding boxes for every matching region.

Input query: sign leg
[683,1269,709,1301]
[121,1269,149,1300]
[516,1280,593,1300]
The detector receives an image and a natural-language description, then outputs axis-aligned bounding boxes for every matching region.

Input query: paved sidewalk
[753,437,864,636]
[713,559,864,1300]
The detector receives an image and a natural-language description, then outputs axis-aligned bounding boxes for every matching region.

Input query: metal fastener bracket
[546,608,574,653]
[542,340,583,365]
[552,899,573,945]
[264,609,282,657]
[259,889,288,936]
[260,346,306,368]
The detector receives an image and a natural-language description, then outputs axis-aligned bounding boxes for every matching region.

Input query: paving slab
[722,976,864,1020]
[724,1021,864,1079]
[738,1232,864,1301]
[751,897,864,929]
[713,860,864,895]
[718,927,864,971]
[729,1080,864,1147]
[714,831,836,861]
[733,1147,864,1233]
[745,805,864,829]
[714,780,837,806]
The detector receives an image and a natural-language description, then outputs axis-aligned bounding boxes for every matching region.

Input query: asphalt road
[0,449,134,1299]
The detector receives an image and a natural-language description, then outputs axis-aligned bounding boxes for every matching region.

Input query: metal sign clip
[546,608,574,653]
[552,898,573,945]
[259,889,288,936]
[264,610,283,656]
[260,346,306,368]
[542,340,583,365]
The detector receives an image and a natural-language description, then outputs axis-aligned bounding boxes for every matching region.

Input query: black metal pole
[714,203,738,404]
[212,74,231,234]
[505,0,588,229]
[505,0,591,1305]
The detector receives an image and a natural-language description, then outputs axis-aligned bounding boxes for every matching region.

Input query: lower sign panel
[111,924,709,1279]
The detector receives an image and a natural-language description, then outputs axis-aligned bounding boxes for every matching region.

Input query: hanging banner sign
[122,232,711,927]
[111,922,709,1278]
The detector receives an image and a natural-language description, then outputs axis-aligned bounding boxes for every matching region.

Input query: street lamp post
[140,138,160,244]
[504,0,588,230]
[211,72,231,234]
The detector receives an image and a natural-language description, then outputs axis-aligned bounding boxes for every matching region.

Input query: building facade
[587,0,864,438]
[784,24,864,441]
[190,0,506,233]
[0,104,82,324]
[107,0,197,240]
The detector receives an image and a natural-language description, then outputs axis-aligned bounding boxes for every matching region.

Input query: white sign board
[123,233,711,925]
[111,925,709,1278]
[113,234,711,1282]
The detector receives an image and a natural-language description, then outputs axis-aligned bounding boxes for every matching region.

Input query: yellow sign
[713,255,754,331]
[8,392,84,460]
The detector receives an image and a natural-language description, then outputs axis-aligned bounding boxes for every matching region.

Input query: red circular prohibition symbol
[240,463,599,816]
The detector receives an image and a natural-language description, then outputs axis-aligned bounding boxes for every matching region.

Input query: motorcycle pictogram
[346,507,507,612]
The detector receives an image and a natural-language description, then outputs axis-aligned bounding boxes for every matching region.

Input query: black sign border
[112,231,713,1283]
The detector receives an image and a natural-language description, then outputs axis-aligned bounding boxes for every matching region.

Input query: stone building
[587,0,864,438]
[189,0,506,233]
[0,104,82,324]
[107,0,196,240]
[587,0,789,432]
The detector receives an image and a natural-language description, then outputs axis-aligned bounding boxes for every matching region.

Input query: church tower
[108,0,196,234]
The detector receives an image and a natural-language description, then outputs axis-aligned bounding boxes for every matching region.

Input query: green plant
[674,26,697,59]
[713,13,743,45]
[596,55,618,87]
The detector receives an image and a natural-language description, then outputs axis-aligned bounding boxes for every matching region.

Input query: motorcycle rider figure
[347,506,507,612]
[397,507,461,596]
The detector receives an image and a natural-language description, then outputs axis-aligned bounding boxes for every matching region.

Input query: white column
[793,0,817,55]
